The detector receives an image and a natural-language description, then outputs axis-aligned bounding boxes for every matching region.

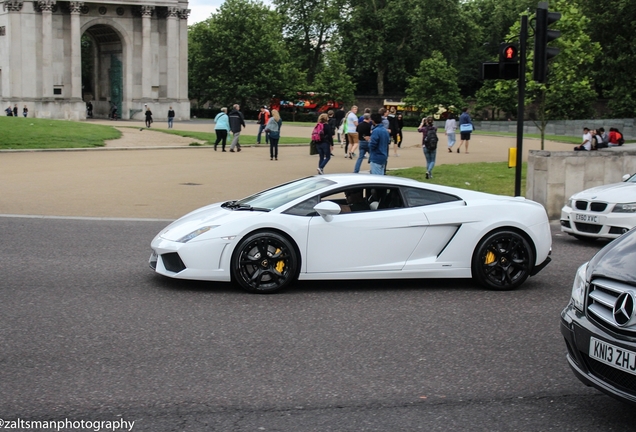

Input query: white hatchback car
[561,174,636,241]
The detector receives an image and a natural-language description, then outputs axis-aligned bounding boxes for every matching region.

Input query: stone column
[178,8,190,102]
[4,1,23,99]
[166,7,178,100]
[141,5,153,100]
[69,2,83,100]
[39,0,56,99]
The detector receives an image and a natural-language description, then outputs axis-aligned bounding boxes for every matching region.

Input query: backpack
[618,132,625,146]
[311,122,325,142]
[424,127,438,150]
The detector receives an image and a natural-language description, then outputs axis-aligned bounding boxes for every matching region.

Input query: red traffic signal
[500,43,518,63]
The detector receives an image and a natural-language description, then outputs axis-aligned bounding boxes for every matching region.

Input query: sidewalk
[0,119,573,220]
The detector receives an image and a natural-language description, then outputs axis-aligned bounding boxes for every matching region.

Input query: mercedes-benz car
[561,173,636,241]
[149,174,552,293]
[561,227,636,405]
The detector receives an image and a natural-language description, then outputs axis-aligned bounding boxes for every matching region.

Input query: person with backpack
[418,116,439,179]
[314,113,333,174]
[609,127,625,146]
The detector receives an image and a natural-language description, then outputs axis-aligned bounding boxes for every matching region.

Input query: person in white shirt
[345,106,359,159]
[574,127,592,151]
[444,114,457,152]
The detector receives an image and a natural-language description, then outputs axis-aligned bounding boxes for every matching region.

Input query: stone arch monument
[0,0,190,120]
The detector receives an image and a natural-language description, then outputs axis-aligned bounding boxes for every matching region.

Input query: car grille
[575,222,602,233]
[575,200,608,212]
[582,353,636,393]
[161,252,186,273]
[587,278,636,335]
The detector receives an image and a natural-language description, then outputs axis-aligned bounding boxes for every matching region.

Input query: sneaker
[448,148,452,153]
[237,148,241,152]
[430,173,433,178]
[425,171,430,179]
[457,148,460,153]
[222,149,227,152]
[317,167,323,175]
[229,149,235,152]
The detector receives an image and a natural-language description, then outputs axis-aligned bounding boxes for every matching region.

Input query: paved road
[2,216,636,431]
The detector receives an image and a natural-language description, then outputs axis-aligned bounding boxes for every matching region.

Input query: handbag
[460,123,473,133]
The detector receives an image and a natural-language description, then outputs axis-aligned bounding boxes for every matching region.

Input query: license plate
[589,337,636,376]
[575,213,598,223]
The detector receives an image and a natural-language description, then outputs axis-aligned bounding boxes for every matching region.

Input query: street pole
[515,15,528,197]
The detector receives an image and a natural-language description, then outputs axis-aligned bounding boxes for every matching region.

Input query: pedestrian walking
[266,109,282,160]
[353,114,372,173]
[314,113,333,174]
[145,106,153,128]
[213,107,231,151]
[22,105,28,117]
[419,116,439,179]
[256,106,270,145]
[368,113,390,175]
[167,106,175,129]
[228,104,245,152]
[457,107,473,153]
[13,104,18,117]
[445,113,457,152]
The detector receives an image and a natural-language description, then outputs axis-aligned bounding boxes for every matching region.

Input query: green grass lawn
[0,116,120,149]
[390,162,526,197]
[147,127,309,146]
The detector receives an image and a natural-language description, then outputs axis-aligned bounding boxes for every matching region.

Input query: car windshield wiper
[221,200,240,209]
[234,204,270,212]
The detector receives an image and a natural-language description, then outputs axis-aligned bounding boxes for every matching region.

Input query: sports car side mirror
[314,201,341,222]
[623,174,632,182]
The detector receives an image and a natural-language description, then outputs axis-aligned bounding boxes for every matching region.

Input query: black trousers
[214,130,228,150]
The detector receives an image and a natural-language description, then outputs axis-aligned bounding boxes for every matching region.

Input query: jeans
[447,132,456,148]
[270,138,279,159]
[317,142,331,170]
[423,147,437,173]
[257,124,269,144]
[370,162,385,175]
[168,117,174,128]
[353,141,369,173]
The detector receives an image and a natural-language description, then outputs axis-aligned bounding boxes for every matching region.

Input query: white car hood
[572,182,636,202]
[159,203,266,241]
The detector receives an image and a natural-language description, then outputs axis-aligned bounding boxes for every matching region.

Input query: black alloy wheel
[471,230,534,291]
[231,231,299,293]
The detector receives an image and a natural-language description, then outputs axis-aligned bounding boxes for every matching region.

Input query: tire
[471,230,534,291]
[231,231,299,293]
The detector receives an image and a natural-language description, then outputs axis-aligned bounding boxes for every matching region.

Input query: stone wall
[476,119,635,139]
[526,147,636,219]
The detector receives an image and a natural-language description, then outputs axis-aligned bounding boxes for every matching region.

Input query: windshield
[628,174,636,183]
[232,177,336,210]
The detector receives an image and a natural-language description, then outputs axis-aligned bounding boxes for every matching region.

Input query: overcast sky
[188,0,273,25]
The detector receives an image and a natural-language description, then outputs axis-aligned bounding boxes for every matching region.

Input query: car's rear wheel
[231,231,299,293]
[472,230,534,291]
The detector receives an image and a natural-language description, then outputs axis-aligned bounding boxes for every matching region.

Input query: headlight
[571,262,588,311]
[177,226,219,243]
[567,197,575,209]
[612,202,636,213]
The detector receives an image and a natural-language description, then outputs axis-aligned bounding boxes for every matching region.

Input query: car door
[306,189,429,273]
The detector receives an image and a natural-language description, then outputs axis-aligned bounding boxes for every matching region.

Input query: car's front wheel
[231,231,299,293]
[471,230,534,291]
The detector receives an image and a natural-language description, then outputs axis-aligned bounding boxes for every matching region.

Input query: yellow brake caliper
[274,248,285,273]
[485,251,496,265]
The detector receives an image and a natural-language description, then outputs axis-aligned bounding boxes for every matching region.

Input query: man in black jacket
[228,104,245,152]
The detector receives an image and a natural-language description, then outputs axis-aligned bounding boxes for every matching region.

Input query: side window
[283,196,320,216]
[402,187,461,207]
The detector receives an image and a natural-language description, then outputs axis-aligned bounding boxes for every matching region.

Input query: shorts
[460,132,471,140]
[347,133,359,145]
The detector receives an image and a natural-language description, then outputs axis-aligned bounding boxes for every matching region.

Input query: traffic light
[499,43,519,80]
[533,1,561,83]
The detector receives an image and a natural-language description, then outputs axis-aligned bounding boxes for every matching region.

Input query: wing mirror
[314,201,341,222]
[622,174,632,182]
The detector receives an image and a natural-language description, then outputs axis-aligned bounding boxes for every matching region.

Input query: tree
[273,0,344,85]
[188,0,302,108]
[403,51,464,115]
[313,50,356,107]
[577,0,636,117]
[475,1,600,148]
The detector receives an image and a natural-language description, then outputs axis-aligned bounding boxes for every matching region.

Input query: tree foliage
[313,50,356,107]
[188,0,301,108]
[403,51,464,114]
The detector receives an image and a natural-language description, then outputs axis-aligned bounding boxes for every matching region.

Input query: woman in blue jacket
[456,107,473,154]
[213,108,231,151]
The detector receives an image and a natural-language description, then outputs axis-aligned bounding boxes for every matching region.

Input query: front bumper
[149,236,233,282]
[560,302,636,405]
[560,206,634,239]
